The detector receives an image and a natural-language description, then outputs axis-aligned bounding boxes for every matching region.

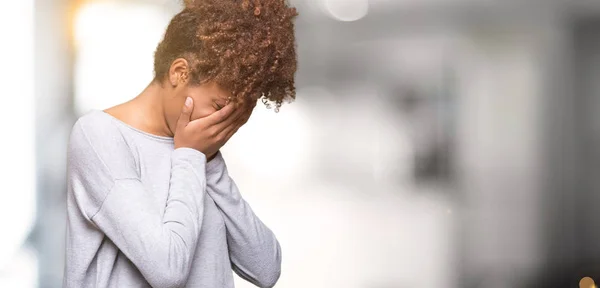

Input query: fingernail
[185,97,192,107]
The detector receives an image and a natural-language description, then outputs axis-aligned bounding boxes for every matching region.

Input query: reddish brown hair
[154,0,298,111]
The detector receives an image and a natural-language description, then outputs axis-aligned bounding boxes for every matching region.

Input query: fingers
[239,107,253,126]
[219,105,246,129]
[223,125,240,143]
[204,103,236,126]
[176,97,194,131]
[188,99,254,146]
[220,120,241,143]
[229,100,254,128]
[220,107,253,142]
[202,102,245,135]
[187,101,240,134]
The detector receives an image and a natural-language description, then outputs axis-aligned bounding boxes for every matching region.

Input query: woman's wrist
[205,151,225,175]
[206,151,218,162]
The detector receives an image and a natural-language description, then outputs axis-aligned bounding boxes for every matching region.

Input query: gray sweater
[63,110,281,288]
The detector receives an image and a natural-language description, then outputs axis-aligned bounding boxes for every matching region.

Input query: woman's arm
[205,152,282,288]
[68,120,206,288]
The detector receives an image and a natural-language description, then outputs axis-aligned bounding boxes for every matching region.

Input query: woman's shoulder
[70,110,126,149]
[74,109,118,129]
[69,110,139,178]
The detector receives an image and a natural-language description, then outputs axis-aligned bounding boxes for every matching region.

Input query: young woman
[63,1,297,287]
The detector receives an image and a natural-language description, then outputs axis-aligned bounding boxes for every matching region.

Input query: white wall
[0,0,37,287]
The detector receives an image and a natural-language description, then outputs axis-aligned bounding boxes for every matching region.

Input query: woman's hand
[222,100,256,141]
[174,97,246,158]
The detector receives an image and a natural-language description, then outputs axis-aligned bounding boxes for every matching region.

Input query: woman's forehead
[190,82,231,101]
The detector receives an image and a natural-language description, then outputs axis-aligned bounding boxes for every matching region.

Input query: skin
[104,58,254,157]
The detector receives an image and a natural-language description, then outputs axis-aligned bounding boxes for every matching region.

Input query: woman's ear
[168,58,190,87]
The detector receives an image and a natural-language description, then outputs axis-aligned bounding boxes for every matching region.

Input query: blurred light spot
[73,2,172,114]
[324,0,369,22]
[0,0,36,270]
[580,277,596,288]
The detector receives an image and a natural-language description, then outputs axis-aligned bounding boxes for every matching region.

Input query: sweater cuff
[172,148,207,176]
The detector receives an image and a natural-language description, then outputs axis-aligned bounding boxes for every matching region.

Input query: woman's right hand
[174,97,245,158]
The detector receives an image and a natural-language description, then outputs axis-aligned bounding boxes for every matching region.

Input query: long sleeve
[205,152,282,288]
[67,120,206,288]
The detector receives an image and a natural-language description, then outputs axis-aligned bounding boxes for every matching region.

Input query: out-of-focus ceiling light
[307,0,369,22]
[324,0,369,22]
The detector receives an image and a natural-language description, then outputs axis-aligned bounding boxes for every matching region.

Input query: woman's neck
[104,81,174,138]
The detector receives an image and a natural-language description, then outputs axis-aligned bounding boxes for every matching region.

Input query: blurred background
[3,0,600,287]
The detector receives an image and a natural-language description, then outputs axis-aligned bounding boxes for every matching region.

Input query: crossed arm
[205,152,282,288]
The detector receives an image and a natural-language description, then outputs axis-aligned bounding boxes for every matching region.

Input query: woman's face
[163,80,235,134]
[187,81,231,120]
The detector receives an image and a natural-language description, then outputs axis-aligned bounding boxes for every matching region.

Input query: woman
[63,0,297,287]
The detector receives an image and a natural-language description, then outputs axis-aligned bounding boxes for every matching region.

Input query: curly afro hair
[154,0,298,111]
